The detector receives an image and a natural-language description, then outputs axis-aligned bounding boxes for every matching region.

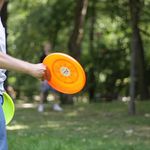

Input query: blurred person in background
[38,42,63,112]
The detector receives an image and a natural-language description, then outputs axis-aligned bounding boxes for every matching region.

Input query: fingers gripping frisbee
[43,53,86,94]
[2,92,15,125]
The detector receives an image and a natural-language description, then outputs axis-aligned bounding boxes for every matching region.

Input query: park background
[1,0,150,149]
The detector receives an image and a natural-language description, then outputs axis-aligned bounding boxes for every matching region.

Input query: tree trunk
[129,0,148,114]
[130,0,149,100]
[88,0,97,102]
[68,0,88,60]
[61,0,88,104]
[136,29,149,100]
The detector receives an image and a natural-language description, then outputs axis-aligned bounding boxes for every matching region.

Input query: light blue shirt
[0,18,6,94]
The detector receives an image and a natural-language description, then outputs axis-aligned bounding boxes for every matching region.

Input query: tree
[6,0,150,103]
[68,0,88,60]
[88,0,97,102]
[61,0,88,104]
[129,0,149,115]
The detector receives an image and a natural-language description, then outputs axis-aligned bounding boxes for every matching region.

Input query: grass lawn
[7,101,150,150]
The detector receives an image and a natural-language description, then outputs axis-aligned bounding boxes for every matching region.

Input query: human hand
[29,63,47,80]
[43,66,51,81]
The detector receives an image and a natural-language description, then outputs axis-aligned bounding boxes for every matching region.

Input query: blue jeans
[0,95,8,150]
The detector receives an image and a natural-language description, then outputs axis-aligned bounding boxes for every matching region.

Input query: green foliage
[7,0,150,100]
[7,0,75,98]
[83,1,131,97]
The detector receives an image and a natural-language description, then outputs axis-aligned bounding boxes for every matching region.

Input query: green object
[2,92,15,125]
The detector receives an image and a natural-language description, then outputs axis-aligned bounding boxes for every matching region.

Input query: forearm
[0,52,46,79]
[0,52,33,75]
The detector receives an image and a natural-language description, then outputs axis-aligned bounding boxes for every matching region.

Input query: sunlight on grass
[7,124,29,130]
[40,121,60,129]
[16,103,36,108]
[7,101,150,150]
[66,111,78,117]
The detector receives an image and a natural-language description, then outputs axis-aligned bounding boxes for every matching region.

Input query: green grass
[7,101,150,150]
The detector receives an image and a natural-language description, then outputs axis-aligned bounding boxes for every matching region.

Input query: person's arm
[0,52,46,79]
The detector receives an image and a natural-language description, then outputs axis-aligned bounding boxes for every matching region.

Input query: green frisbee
[2,92,15,125]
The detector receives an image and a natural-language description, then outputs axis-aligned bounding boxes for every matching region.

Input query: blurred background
[1,0,150,149]
[1,0,150,150]
[1,0,150,106]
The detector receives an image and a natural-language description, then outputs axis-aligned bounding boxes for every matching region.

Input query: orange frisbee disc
[43,53,86,94]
